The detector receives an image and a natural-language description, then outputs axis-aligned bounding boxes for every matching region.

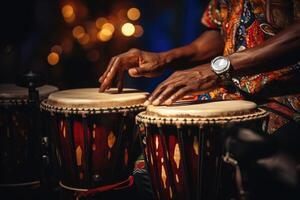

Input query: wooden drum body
[136,100,269,200]
[0,84,58,187]
[40,88,148,194]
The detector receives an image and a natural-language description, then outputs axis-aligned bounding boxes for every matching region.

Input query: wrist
[159,45,195,68]
[210,56,234,82]
[159,50,179,68]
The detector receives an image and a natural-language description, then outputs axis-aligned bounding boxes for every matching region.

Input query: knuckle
[129,48,140,54]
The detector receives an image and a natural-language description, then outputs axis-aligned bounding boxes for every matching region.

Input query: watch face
[211,56,230,74]
[213,58,228,71]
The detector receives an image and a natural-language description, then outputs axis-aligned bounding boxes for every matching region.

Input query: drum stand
[23,72,54,199]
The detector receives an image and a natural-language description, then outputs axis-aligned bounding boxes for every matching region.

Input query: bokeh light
[72,26,85,39]
[96,17,108,29]
[62,5,76,23]
[62,5,74,18]
[64,14,75,23]
[97,29,113,42]
[51,45,63,55]
[78,34,90,45]
[121,23,135,37]
[47,52,60,66]
[127,8,141,21]
[102,23,115,33]
[133,25,144,37]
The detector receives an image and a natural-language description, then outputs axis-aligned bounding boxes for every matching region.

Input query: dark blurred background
[0,0,208,92]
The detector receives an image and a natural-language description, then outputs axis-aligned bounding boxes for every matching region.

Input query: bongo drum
[136,100,269,200]
[0,84,58,187]
[40,88,148,197]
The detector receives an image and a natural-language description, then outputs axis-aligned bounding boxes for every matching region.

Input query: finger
[128,55,153,77]
[99,57,116,83]
[99,58,120,92]
[148,77,181,103]
[117,69,124,93]
[148,83,167,104]
[163,87,192,105]
[128,66,151,77]
[152,83,183,106]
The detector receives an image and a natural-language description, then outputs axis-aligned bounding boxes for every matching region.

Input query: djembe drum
[40,88,148,198]
[136,100,269,200]
[0,84,58,188]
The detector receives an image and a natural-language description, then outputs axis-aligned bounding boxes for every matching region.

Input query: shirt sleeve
[201,0,221,29]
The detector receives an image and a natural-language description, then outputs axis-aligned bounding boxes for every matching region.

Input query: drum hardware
[23,71,56,198]
[223,152,247,200]
[0,76,58,200]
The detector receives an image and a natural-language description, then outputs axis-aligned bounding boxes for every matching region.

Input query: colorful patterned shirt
[200,0,300,133]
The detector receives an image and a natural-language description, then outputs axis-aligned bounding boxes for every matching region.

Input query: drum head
[148,100,257,118]
[0,84,58,103]
[137,100,268,125]
[41,88,149,114]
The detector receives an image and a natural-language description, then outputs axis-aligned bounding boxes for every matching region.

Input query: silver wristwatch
[210,56,232,81]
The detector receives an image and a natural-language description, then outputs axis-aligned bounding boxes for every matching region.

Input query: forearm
[229,22,300,76]
[160,30,224,69]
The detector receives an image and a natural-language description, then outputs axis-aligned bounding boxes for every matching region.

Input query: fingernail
[143,100,150,106]
[165,99,172,105]
[152,99,160,105]
[129,68,137,75]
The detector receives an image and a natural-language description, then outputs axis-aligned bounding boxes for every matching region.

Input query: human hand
[99,48,167,92]
[145,63,220,106]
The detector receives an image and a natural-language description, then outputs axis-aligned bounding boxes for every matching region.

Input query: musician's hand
[145,63,220,105]
[99,48,167,92]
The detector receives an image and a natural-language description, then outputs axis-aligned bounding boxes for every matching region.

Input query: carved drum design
[136,100,269,200]
[40,88,148,196]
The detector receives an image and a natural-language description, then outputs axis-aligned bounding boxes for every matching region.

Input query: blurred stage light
[102,23,115,33]
[62,5,74,18]
[78,34,90,45]
[51,45,63,55]
[62,5,76,23]
[72,26,85,39]
[133,25,144,37]
[47,52,59,66]
[121,23,135,37]
[64,14,75,23]
[96,17,108,29]
[97,29,113,42]
[127,8,140,21]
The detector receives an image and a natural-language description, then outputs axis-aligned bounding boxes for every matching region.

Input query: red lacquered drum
[136,100,269,200]
[40,88,148,196]
[0,84,58,187]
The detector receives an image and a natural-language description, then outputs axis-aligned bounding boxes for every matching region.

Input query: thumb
[128,66,151,77]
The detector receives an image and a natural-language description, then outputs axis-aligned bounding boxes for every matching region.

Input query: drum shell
[0,104,41,185]
[43,110,141,189]
[137,116,268,200]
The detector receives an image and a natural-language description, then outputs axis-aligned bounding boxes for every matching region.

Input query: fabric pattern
[200,0,300,133]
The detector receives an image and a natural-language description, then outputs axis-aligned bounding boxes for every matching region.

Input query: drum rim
[0,99,29,106]
[136,108,268,126]
[40,99,146,114]
[0,85,58,106]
